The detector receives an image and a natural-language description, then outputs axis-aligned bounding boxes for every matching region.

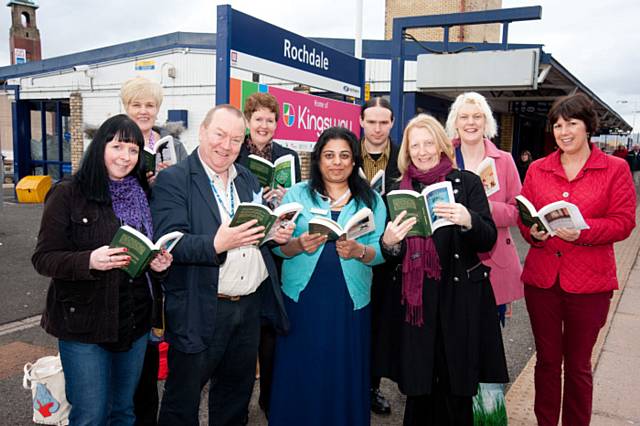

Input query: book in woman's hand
[515,195,589,236]
[229,202,303,245]
[358,168,386,195]
[475,157,500,197]
[109,225,183,278]
[307,207,375,241]
[386,181,455,237]
[143,135,177,174]
[247,154,295,189]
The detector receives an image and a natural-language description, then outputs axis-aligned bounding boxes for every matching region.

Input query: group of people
[32,77,636,426]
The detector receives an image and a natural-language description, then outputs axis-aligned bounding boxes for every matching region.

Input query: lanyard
[210,179,236,218]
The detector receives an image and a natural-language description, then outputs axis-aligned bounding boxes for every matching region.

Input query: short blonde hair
[398,114,456,178]
[445,92,497,140]
[120,77,163,109]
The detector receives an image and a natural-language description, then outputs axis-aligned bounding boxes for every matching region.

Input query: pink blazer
[457,139,524,305]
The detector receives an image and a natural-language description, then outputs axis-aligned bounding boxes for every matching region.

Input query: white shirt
[198,149,268,296]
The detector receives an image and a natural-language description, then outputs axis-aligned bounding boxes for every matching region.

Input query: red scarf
[399,155,453,326]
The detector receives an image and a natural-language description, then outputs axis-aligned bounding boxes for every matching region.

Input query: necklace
[328,188,351,208]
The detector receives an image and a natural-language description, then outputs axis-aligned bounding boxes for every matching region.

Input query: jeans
[59,334,148,426]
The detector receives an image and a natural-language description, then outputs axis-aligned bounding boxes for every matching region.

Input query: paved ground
[28,183,640,424]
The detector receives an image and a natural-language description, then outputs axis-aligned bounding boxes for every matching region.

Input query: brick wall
[499,113,514,152]
[298,151,311,181]
[70,92,84,172]
[384,0,502,43]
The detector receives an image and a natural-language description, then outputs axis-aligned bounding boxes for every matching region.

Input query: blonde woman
[377,114,508,425]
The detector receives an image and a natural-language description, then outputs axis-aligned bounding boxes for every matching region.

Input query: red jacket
[518,145,636,294]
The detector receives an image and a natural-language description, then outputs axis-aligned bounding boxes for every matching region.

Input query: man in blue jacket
[152,105,292,425]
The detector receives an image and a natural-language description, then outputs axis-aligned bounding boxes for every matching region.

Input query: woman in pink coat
[518,93,636,425]
[446,92,523,322]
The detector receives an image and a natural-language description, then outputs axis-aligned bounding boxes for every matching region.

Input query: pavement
[1,183,638,425]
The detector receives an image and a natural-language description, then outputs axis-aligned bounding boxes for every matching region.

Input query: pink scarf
[399,155,453,326]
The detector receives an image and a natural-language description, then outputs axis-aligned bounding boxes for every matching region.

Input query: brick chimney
[8,0,41,64]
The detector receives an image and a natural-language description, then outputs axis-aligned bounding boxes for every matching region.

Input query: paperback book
[143,135,177,174]
[386,181,455,237]
[515,195,590,236]
[308,207,375,241]
[247,154,295,189]
[229,202,303,245]
[358,168,386,195]
[109,225,183,278]
[475,157,500,197]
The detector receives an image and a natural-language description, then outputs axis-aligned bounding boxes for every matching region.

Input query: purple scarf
[399,155,453,326]
[108,176,153,239]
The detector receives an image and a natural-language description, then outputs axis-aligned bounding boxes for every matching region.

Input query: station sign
[226,8,363,98]
[230,78,361,151]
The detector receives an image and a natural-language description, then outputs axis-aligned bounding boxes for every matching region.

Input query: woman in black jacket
[32,115,173,426]
[377,114,508,425]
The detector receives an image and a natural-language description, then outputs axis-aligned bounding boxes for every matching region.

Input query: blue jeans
[58,334,147,426]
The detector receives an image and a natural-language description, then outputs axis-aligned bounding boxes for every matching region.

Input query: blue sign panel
[228,8,363,92]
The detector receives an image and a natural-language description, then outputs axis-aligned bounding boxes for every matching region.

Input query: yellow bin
[16,175,52,203]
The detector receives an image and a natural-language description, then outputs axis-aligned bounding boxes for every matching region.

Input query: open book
[475,157,500,197]
[143,135,177,174]
[386,181,455,237]
[247,154,295,189]
[515,195,590,236]
[358,168,386,195]
[229,202,303,245]
[109,225,183,278]
[308,207,375,241]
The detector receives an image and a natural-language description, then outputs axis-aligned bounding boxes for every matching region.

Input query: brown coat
[32,179,160,344]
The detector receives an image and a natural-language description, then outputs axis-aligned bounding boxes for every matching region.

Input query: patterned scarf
[108,176,153,239]
[399,155,453,326]
[246,137,273,161]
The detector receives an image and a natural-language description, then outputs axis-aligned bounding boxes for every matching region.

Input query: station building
[0,0,630,183]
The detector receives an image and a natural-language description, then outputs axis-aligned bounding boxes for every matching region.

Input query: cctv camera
[73,64,90,72]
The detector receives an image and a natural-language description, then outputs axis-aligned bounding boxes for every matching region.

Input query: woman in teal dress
[268,127,387,426]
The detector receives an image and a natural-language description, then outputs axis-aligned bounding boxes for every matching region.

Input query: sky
[0,0,638,130]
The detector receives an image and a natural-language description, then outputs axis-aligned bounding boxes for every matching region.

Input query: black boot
[371,387,391,415]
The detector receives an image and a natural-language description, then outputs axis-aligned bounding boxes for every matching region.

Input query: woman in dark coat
[377,114,508,424]
[32,115,173,425]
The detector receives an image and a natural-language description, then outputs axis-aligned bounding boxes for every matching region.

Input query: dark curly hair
[548,93,599,135]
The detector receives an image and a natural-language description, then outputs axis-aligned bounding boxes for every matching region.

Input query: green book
[386,181,455,237]
[515,195,589,236]
[142,135,177,175]
[308,207,375,241]
[229,202,303,245]
[247,154,295,188]
[109,225,183,278]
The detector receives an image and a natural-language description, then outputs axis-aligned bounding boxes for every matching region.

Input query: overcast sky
[1,0,638,130]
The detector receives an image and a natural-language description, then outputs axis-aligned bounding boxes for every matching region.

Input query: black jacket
[150,152,289,354]
[33,179,162,346]
[373,169,508,396]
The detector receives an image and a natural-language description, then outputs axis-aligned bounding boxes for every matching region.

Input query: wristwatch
[358,245,367,260]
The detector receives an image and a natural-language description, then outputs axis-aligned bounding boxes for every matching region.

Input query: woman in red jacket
[519,93,636,425]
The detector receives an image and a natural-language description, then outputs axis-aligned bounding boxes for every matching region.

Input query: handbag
[22,354,70,425]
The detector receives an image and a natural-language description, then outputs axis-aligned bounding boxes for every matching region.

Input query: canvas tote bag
[23,354,70,425]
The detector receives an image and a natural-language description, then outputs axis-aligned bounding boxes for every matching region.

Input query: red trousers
[525,283,611,426]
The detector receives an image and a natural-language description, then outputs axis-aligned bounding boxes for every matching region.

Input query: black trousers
[158,291,261,426]
[402,318,473,426]
[134,343,160,426]
[257,324,276,414]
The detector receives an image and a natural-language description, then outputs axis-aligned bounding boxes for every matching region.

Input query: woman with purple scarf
[32,114,173,425]
[377,114,508,425]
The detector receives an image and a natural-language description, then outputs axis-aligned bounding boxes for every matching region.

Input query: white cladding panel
[9,49,217,152]
[416,49,539,91]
